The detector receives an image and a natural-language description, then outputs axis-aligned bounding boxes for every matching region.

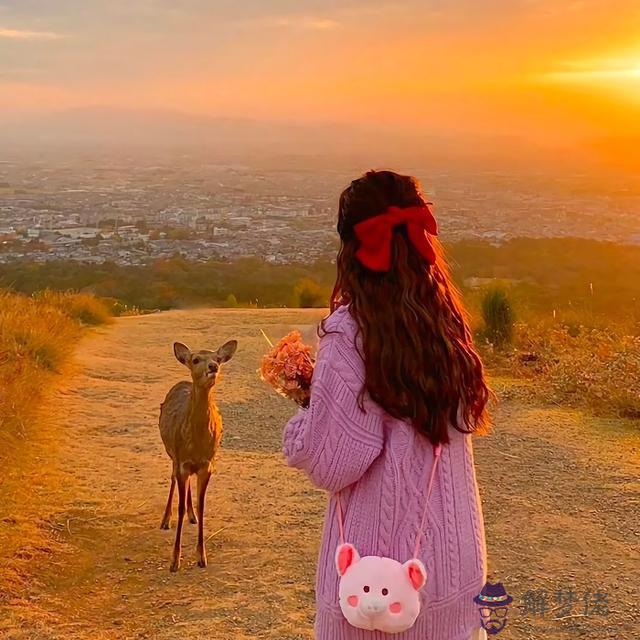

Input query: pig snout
[362,598,387,616]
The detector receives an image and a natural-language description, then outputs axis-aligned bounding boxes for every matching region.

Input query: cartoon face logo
[473,582,513,635]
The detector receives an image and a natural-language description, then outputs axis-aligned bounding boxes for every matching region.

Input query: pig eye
[192,358,200,365]
[363,586,370,593]
[382,588,389,596]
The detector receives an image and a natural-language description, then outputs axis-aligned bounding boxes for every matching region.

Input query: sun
[539,53,640,103]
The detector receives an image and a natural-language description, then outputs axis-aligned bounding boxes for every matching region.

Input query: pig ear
[404,559,427,591]
[335,543,360,576]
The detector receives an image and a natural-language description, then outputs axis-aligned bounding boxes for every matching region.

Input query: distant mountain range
[1,106,636,174]
[1,107,362,152]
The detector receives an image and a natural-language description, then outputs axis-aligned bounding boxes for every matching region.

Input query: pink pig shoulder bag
[334,443,442,634]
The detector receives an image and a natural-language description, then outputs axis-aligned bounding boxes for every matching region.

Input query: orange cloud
[268,16,341,30]
[0,27,64,40]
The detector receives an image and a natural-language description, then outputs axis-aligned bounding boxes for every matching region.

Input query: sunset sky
[1,0,640,148]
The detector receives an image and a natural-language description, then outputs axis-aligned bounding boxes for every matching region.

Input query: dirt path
[1,309,638,640]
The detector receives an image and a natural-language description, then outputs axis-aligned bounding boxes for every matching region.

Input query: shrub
[481,288,515,347]
[225,293,238,308]
[0,290,112,437]
[0,294,78,373]
[66,293,113,325]
[107,298,142,317]
[293,279,326,308]
[482,321,640,419]
[34,290,113,326]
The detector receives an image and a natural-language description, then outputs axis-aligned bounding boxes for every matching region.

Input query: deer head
[173,340,237,389]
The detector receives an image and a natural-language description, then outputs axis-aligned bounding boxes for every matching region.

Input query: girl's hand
[292,387,310,408]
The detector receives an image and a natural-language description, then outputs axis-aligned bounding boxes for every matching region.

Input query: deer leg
[196,468,212,568]
[187,477,198,525]
[170,469,188,572]
[160,475,175,530]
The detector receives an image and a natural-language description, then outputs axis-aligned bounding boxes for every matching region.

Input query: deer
[159,339,237,572]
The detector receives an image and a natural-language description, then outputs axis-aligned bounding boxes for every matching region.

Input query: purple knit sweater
[283,306,487,640]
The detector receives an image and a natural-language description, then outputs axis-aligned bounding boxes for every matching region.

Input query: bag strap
[413,443,442,558]
[335,443,442,557]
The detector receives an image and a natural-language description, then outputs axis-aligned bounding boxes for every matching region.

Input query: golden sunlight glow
[2,0,640,152]
[542,55,640,101]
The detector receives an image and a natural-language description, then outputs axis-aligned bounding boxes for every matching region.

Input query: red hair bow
[354,205,438,272]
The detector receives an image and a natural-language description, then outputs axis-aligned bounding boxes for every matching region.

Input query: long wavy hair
[326,170,490,444]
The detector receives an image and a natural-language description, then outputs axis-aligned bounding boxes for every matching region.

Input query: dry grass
[0,290,112,427]
[483,320,640,419]
[0,289,113,430]
[0,289,112,602]
[0,291,79,431]
[34,290,114,326]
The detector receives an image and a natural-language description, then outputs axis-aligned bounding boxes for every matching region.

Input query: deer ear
[403,559,427,591]
[336,543,360,576]
[174,342,191,366]
[216,339,238,363]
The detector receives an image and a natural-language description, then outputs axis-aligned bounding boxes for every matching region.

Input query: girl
[283,170,490,640]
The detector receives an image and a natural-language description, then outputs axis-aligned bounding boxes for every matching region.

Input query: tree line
[1,238,638,325]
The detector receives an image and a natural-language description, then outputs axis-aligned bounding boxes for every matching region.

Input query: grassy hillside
[0,290,112,597]
[0,290,112,441]
[483,320,640,419]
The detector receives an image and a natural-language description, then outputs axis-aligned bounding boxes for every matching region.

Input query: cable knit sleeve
[282,320,384,493]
